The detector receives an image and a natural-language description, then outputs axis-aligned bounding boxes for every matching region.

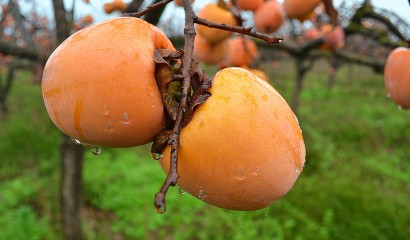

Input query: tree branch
[194,16,283,44]
[124,0,173,18]
[154,0,196,214]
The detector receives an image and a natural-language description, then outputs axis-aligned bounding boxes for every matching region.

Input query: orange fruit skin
[283,0,321,20]
[42,18,175,147]
[324,26,345,50]
[193,36,229,65]
[303,27,321,41]
[236,0,264,11]
[226,37,259,67]
[197,3,238,44]
[160,67,306,210]
[384,47,410,109]
[112,0,127,12]
[254,0,286,34]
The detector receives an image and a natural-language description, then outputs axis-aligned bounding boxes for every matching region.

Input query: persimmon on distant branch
[126,0,283,44]
[193,17,283,44]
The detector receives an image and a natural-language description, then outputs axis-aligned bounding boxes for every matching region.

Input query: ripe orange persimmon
[160,67,305,210]
[103,3,114,14]
[81,14,93,24]
[197,3,237,44]
[303,27,321,41]
[226,37,259,67]
[112,0,127,12]
[320,24,345,50]
[283,0,321,20]
[42,18,176,147]
[248,68,269,82]
[254,0,285,34]
[236,0,264,11]
[384,47,410,109]
[174,0,194,6]
[193,36,229,65]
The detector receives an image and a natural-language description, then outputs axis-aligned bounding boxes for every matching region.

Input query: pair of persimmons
[42,17,305,211]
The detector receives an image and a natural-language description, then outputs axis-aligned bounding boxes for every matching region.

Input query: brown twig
[194,17,283,44]
[154,0,195,213]
[124,0,173,18]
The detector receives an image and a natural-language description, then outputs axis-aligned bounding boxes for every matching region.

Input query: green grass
[0,62,409,239]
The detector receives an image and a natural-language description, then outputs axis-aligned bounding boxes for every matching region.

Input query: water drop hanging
[91,145,102,155]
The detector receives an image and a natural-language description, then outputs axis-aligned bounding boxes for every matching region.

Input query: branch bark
[154,0,196,213]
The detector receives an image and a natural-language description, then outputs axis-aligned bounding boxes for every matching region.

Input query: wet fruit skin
[384,47,410,109]
[160,67,306,210]
[42,17,175,147]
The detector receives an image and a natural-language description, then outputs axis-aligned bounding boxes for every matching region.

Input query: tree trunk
[0,63,15,120]
[60,135,84,240]
[51,0,84,239]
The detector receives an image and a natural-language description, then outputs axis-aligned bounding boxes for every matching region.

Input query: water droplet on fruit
[103,105,110,115]
[122,112,130,124]
[91,145,101,155]
[178,187,186,195]
[235,168,246,180]
[386,93,391,98]
[152,103,156,108]
[199,190,207,200]
[106,121,113,131]
[252,167,260,176]
[296,166,302,174]
[397,105,403,110]
[151,153,163,160]
[71,138,82,145]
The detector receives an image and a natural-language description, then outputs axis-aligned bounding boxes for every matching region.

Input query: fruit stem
[154,0,196,213]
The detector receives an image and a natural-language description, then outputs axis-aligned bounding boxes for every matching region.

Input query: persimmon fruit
[197,3,237,44]
[193,36,229,65]
[160,67,306,210]
[254,0,285,34]
[226,37,259,67]
[283,0,321,20]
[384,47,410,109]
[42,17,176,147]
[236,0,264,11]
[320,24,344,50]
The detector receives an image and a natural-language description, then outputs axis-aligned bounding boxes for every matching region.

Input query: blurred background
[0,0,409,239]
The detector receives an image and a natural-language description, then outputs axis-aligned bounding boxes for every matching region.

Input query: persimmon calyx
[151,129,172,160]
[183,75,213,127]
[154,49,184,120]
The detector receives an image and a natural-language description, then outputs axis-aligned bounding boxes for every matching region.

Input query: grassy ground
[0,62,409,240]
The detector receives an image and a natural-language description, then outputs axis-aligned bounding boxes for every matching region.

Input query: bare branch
[124,0,173,18]
[154,0,196,214]
[194,17,283,44]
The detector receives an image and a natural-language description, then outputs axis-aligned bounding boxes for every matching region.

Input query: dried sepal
[183,76,213,127]
[154,49,184,120]
[151,130,172,160]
